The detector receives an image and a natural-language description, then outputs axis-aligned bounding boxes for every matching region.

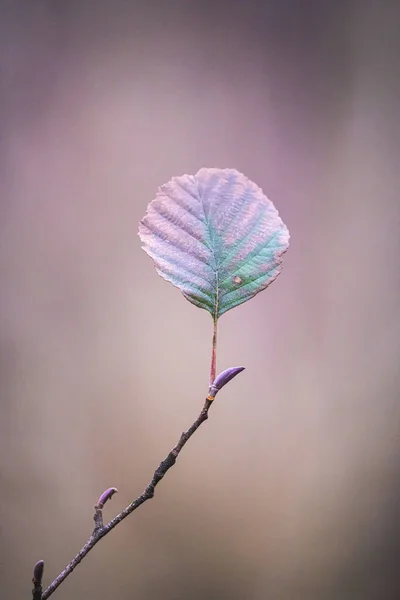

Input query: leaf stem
[210,317,218,385]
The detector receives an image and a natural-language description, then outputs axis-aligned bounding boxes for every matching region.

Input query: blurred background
[1,1,399,599]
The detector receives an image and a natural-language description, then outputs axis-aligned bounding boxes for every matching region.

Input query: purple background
[1,2,400,599]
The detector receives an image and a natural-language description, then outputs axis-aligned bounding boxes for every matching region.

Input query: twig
[39,397,213,600]
[32,366,244,599]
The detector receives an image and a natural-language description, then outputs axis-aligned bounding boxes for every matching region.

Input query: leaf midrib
[200,194,220,321]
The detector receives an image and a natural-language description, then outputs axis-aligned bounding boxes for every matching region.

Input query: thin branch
[40,398,213,600]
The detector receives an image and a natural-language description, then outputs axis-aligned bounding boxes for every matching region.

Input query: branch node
[93,508,104,532]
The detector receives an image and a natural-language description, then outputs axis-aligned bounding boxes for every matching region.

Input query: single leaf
[139,168,289,319]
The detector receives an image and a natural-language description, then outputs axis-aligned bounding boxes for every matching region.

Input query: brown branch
[40,398,213,600]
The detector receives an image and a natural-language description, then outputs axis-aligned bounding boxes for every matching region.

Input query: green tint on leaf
[139,168,289,319]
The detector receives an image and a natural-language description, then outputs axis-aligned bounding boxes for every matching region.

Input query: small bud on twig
[33,560,44,585]
[208,366,245,400]
[96,487,118,509]
[32,560,44,600]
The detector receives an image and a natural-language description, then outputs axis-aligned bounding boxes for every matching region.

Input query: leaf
[139,168,289,320]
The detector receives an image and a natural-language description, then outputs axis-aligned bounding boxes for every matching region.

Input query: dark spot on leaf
[233,276,242,285]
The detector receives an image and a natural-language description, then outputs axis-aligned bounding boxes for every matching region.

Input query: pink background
[1,2,399,599]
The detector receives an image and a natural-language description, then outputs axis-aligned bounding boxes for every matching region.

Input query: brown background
[1,1,400,599]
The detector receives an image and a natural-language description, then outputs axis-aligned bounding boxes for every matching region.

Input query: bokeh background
[1,1,400,599]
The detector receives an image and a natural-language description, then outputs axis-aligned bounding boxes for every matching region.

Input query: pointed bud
[33,560,44,585]
[208,366,245,400]
[96,487,118,509]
